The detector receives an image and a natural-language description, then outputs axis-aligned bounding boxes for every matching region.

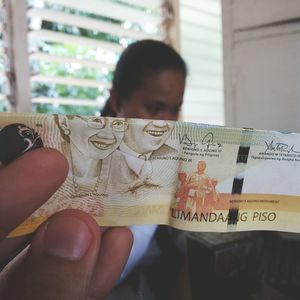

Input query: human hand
[0,148,133,299]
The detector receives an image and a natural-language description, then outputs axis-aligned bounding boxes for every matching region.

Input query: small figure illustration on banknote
[0,123,43,165]
[174,161,220,213]
[188,161,219,213]
[106,119,177,195]
[174,172,196,211]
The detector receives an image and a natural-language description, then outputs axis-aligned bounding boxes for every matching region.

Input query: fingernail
[44,214,92,261]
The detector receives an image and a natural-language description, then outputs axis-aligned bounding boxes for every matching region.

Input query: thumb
[0,209,100,300]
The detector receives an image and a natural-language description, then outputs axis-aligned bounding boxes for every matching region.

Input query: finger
[0,148,68,240]
[89,227,133,298]
[0,235,31,269]
[0,209,101,300]
[0,244,29,284]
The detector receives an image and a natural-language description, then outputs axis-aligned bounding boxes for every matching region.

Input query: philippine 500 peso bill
[1,112,300,236]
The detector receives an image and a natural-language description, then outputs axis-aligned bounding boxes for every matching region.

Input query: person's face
[197,161,206,173]
[178,172,187,183]
[123,119,174,155]
[66,116,126,159]
[117,70,185,121]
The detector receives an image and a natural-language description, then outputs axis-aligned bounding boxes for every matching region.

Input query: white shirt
[119,224,158,281]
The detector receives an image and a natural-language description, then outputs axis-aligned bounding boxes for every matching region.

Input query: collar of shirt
[119,142,152,177]
[119,142,152,159]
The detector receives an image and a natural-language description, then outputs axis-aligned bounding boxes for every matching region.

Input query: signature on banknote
[179,132,222,150]
[264,140,300,154]
[201,132,222,150]
[179,133,197,149]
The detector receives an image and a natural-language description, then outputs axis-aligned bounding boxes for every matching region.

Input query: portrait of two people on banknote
[37,115,180,214]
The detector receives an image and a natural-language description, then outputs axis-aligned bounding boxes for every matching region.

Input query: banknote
[1,112,300,237]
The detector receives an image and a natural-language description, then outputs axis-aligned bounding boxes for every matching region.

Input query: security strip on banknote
[1,112,300,237]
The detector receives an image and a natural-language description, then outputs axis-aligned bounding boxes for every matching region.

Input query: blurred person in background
[102,39,188,300]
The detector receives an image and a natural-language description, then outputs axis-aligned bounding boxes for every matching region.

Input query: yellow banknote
[1,112,300,236]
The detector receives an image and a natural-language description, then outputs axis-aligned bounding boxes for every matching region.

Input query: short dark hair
[101,39,187,117]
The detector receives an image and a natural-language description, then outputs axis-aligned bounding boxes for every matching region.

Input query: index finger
[0,148,68,240]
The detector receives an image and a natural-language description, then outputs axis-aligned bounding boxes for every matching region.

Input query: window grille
[27,0,165,115]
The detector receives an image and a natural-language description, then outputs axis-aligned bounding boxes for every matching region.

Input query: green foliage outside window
[30,1,125,116]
